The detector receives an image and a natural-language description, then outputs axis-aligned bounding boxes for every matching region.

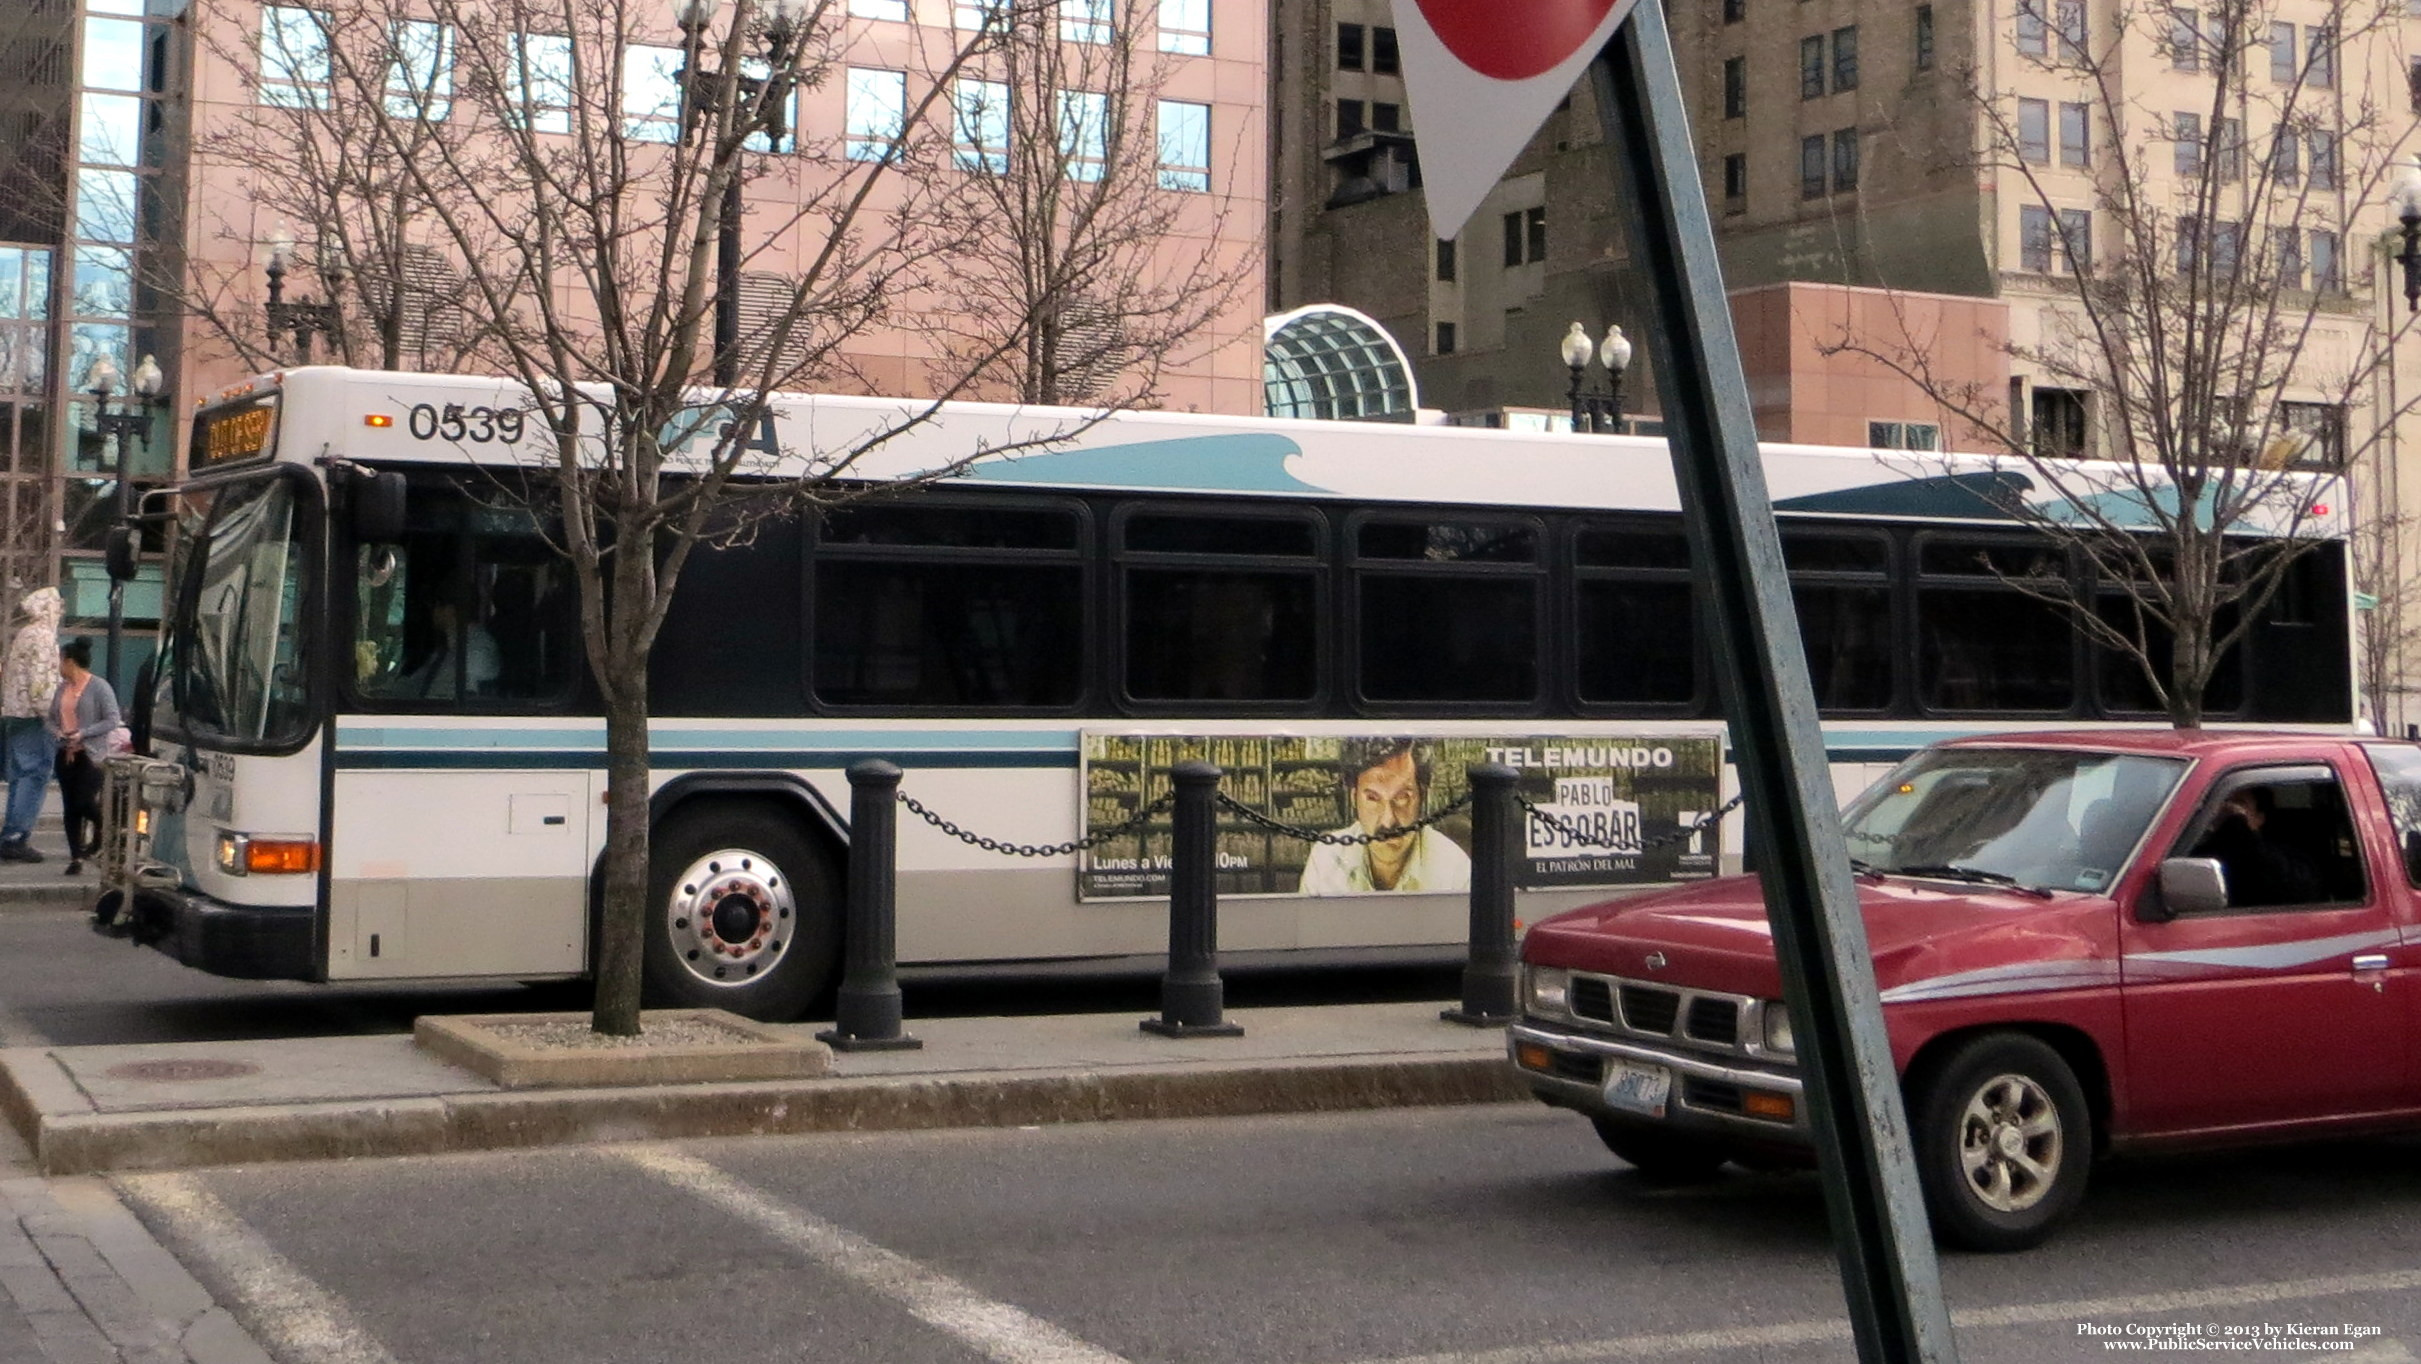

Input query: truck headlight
[1761,1001,1796,1057]
[1525,965,1571,1018]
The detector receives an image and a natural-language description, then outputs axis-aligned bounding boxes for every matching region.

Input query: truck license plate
[1602,1060,1672,1119]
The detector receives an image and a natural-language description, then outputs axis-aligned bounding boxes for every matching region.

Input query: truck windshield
[164,472,317,748]
[1841,747,2185,895]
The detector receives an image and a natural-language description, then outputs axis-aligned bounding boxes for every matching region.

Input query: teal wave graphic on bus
[1774,471,2226,533]
[958,434,1316,492]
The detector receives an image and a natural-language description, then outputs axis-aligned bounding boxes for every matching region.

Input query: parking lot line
[1337,1268,2421,1364]
[613,1144,1134,1364]
[117,1172,400,1364]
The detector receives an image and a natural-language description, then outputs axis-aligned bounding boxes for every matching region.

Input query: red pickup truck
[1509,729,2421,1251]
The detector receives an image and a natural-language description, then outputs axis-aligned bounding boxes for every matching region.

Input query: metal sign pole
[1590,7,1959,1360]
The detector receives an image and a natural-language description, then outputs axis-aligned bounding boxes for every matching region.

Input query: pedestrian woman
[48,638,122,875]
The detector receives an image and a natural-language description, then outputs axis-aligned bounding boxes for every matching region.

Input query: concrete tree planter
[415,1009,831,1090]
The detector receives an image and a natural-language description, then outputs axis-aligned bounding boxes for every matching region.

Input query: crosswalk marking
[116,1172,401,1364]
[613,1144,1134,1364]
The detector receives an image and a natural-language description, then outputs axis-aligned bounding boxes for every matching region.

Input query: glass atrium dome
[1262,304,1418,422]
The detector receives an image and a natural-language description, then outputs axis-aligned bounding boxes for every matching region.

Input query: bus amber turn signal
[215,833,320,876]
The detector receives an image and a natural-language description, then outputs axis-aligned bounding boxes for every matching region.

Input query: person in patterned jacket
[0,587,60,862]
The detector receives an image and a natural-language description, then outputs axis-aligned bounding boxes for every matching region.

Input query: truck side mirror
[350,470,407,543]
[2148,857,2228,920]
[103,525,138,582]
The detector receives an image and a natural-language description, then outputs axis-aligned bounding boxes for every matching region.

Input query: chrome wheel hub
[665,848,795,988]
[1957,1072,2063,1213]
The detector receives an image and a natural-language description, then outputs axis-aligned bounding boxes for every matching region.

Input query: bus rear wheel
[641,805,839,1021]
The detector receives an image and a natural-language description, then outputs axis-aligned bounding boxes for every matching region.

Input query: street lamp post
[88,353,162,690]
[2393,157,2421,312]
[263,229,343,362]
[672,0,807,388]
[1560,321,1634,433]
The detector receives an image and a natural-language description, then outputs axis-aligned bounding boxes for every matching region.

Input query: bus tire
[641,803,840,1022]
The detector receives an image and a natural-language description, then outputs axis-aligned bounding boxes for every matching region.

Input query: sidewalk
[0,803,98,908]
[0,1000,1526,1177]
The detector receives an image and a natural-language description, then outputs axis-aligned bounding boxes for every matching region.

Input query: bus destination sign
[192,393,281,468]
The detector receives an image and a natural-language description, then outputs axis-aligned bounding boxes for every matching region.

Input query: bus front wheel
[640,804,840,1021]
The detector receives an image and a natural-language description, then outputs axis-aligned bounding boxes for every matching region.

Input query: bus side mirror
[104,525,138,582]
[351,471,407,543]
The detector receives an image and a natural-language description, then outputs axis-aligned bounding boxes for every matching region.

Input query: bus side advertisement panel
[1078,732,1723,901]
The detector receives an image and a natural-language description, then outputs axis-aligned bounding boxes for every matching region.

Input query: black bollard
[1141,759,1243,1038]
[1444,763,1521,1026]
[817,759,923,1052]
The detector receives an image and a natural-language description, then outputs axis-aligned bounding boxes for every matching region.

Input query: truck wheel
[1910,1033,2090,1252]
[1591,1118,1729,1182]
[641,804,839,1022]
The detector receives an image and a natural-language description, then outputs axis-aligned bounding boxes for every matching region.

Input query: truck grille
[1548,1050,1602,1084]
[1558,971,1761,1059]
[1682,1077,1743,1114]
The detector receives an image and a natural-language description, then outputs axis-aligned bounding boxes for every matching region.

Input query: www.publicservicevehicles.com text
[2079,1321,2383,1351]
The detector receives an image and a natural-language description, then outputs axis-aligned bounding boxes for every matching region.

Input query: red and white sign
[1392,0,1642,240]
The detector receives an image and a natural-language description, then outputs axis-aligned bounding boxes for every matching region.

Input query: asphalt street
[114,1104,2421,1364]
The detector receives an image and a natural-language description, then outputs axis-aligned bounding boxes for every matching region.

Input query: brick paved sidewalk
[0,1113,273,1361]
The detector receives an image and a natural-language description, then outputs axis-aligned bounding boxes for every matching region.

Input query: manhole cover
[103,1059,260,1083]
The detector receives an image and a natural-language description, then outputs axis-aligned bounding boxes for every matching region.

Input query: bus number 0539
[406,402,524,444]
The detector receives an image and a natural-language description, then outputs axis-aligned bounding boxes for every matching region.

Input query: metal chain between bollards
[1212,789,1475,845]
[1512,790,1746,853]
[897,789,1176,858]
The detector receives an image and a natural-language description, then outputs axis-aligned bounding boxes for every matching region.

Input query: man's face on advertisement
[1352,750,1423,843]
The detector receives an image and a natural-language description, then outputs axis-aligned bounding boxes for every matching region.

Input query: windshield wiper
[1848,858,1887,880]
[1890,863,2054,899]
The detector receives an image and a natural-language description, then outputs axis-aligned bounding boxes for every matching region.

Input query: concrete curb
[4,1053,1528,1175]
[0,881,90,908]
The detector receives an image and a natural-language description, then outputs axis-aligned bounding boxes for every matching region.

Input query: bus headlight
[1525,965,1571,1018]
[216,832,319,876]
[1761,1001,1796,1057]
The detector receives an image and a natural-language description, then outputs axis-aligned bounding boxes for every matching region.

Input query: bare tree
[919,0,1254,405]
[217,0,1139,1033]
[1827,0,2420,726]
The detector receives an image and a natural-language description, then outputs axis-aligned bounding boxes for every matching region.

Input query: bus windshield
[168,473,316,748]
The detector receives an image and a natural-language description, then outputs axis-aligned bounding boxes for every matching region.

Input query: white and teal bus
[107,367,2355,1019]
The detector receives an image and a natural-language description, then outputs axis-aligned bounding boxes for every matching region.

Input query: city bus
[104,367,2355,1020]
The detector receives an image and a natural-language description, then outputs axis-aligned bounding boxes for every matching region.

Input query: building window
[2017,0,2047,55]
[1723,152,1748,203]
[1725,0,1746,21]
[2214,117,2242,181]
[2176,214,2201,276]
[1916,4,1934,69]
[2059,102,2089,167]
[1338,22,1365,71]
[2056,0,2086,57]
[1526,206,1546,262]
[621,44,683,143]
[384,20,453,121]
[1335,99,1364,138]
[952,78,1009,174]
[2311,230,2341,291]
[954,0,1010,33]
[2211,219,2243,278]
[2307,25,2335,87]
[1801,134,1826,198]
[2058,208,2091,273]
[1869,421,1941,450]
[1436,238,1457,281]
[2168,8,2200,70]
[1058,89,1109,181]
[1156,99,1209,191]
[1158,0,1210,54]
[2020,204,2055,271]
[2032,388,2088,459]
[2307,130,2338,190]
[506,31,574,134]
[1832,129,1859,191]
[1061,0,1113,44]
[259,6,332,109]
[2270,22,2296,82]
[2018,98,2050,163]
[2276,230,2302,290]
[1501,209,1546,266]
[2409,56,2421,113]
[1371,102,1400,132]
[1372,27,1400,74]
[2279,402,2346,469]
[1832,26,1859,90]
[1435,321,1457,354]
[2172,112,2201,177]
[1502,212,1521,266]
[849,0,908,19]
[846,68,906,163]
[2271,128,2300,186]
[1723,56,1746,118]
[1801,36,1825,97]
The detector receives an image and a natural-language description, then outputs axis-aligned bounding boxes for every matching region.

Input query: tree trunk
[591,540,657,1037]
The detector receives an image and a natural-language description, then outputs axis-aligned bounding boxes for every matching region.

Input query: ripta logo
[659,404,780,460]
